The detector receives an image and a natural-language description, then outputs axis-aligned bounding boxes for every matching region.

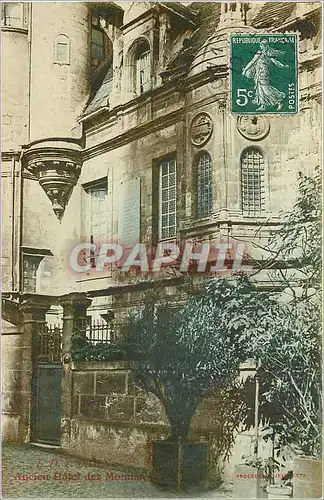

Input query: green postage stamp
[230,33,298,114]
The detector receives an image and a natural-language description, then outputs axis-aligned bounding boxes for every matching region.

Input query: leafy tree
[249,299,322,458]
[252,166,322,301]
[124,276,279,442]
[247,168,322,458]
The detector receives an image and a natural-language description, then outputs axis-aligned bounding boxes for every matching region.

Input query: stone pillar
[18,299,50,443]
[60,293,91,449]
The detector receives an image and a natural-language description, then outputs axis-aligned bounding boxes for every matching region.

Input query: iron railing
[77,318,115,344]
[36,318,115,363]
[37,323,63,363]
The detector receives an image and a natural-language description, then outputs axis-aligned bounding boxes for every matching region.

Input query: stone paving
[1,443,233,498]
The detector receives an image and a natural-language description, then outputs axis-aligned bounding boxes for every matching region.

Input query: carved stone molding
[218,99,227,111]
[22,139,83,220]
[190,112,213,147]
[237,115,270,141]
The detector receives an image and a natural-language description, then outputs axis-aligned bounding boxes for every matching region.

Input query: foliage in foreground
[70,169,322,467]
[250,168,322,458]
[254,166,322,301]
[250,300,322,458]
[123,276,279,441]
[71,332,133,361]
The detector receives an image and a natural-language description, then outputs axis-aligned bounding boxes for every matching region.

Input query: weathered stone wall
[1,27,29,151]
[293,458,322,498]
[1,157,21,292]
[61,361,169,468]
[1,325,31,443]
[29,2,90,141]
[61,360,270,476]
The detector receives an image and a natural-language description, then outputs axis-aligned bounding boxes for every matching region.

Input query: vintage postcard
[1,1,322,499]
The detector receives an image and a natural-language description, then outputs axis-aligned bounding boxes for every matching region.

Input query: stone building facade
[1,0,322,477]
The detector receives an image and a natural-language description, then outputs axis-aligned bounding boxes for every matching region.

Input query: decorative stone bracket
[22,139,83,220]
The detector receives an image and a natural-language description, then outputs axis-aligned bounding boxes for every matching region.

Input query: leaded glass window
[241,148,265,214]
[196,152,212,218]
[159,159,176,240]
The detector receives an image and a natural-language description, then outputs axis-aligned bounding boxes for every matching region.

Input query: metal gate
[32,324,62,445]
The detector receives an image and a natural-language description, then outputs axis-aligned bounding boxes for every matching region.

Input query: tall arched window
[136,47,150,94]
[54,34,70,65]
[133,40,151,95]
[125,38,151,96]
[241,147,265,214]
[196,152,212,219]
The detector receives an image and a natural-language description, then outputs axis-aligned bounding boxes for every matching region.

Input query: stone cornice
[80,57,322,160]
[1,151,21,160]
[299,55,321,72]
[300,82,322,102]
[180,215,284,239]
[1,26,28,35]
[82,69,228,160]
[82,107,185,160]
[60,292,92,308]
[80,66,226,130]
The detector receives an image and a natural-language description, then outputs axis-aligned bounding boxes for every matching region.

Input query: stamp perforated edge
[227,31,300,116]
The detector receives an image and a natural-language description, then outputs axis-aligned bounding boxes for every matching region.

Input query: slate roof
[83,2,300,117]
[252,2,296,29]
[164,2,221,74]
[162,2,197,23]
[86,63,113,116]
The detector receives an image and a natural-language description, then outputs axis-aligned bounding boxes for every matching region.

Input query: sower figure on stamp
[242,39,289,111]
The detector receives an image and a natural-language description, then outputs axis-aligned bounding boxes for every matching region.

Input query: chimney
[219,2,248,27]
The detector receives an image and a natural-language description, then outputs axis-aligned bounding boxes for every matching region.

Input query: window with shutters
[196,151,212,218]
[241,147,265,214]
[159,158,177,240]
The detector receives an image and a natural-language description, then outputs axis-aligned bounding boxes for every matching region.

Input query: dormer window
[125,39,151,96]
[91,7,109,69]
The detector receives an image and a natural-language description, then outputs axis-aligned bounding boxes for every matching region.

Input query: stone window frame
[136,48,151,95]
[240,146,266,215]
[83,178,109,268]
[21,247,53,293]
[194,150,213,219]
[22,255,42,293]
[158,156,177,241]
[54,34,70,65]
[90,7,112,71]
[1,2,28,30]
[125,37,152,96]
